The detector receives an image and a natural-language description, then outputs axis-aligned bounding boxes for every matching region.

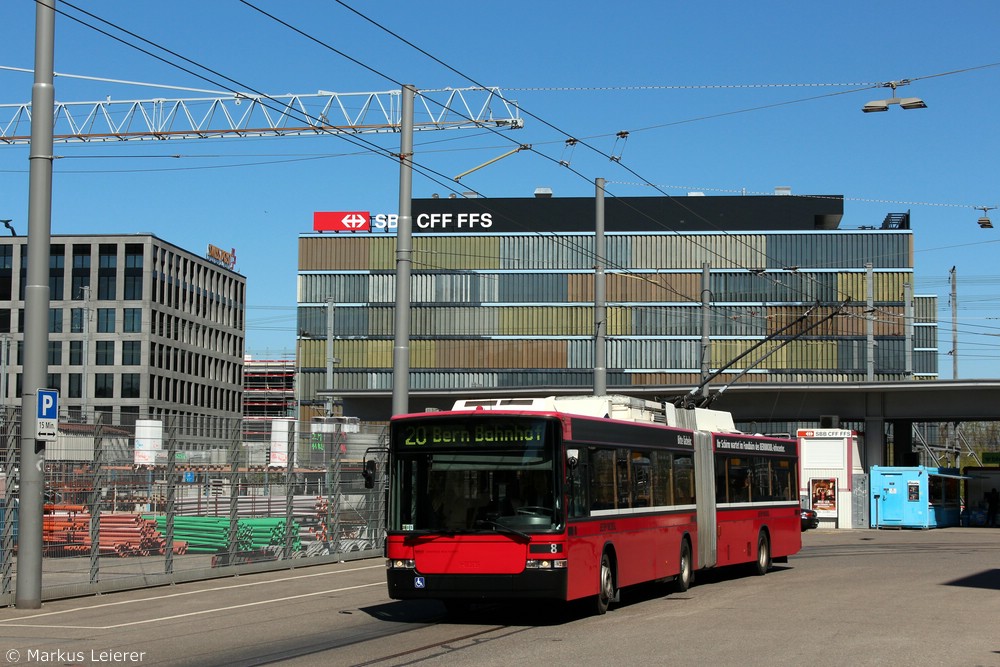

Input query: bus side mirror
[362,459,377,489]
[566,449,579,470]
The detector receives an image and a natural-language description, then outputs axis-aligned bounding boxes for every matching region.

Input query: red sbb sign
[314,211,370,232]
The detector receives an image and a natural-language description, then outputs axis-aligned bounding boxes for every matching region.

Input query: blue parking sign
[36,389,59,441]
[38,389,58,419]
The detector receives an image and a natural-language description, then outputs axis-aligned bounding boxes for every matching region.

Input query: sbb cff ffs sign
[313,211,398,233]
[313,211,494,233]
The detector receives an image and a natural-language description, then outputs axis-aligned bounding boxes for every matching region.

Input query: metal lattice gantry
[0,86,523,144]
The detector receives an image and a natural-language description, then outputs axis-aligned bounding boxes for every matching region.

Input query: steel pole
[594,178,606,395]
[391,85,415,417]
[17,0,56,609]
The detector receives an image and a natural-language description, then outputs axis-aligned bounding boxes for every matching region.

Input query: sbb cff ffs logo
[313,211,494,233]
[314,211,373,232]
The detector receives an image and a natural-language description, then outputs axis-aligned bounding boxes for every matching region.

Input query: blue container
[870,466,963,529]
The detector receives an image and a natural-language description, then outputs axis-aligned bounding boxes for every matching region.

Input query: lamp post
[976,207,996,229]
[862,80,927,113]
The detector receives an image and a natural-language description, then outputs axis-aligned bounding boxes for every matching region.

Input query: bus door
[693,430,717,569]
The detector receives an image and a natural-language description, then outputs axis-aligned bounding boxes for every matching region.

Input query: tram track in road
[226,607,532,667]
[348,624,528,667]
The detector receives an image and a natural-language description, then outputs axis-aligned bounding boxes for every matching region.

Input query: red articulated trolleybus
[380,394,801,615]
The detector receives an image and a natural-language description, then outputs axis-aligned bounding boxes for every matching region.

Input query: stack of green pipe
[239,517,301,551]
[147,516,301,553]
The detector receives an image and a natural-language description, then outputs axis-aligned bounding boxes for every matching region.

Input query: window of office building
[18,246,26,300]
[49,245,65,300]
[48,308,63,334]
[97,308,115,333]
[95,373,113,398]
[120,405,139,426]
[124,244,143,300]
[123,340,141,365]
[72,244,91,300]
[96,340,115,365]
[47,340,62,365]
[71,308,85,333]
[98,245,117,300]
[68,373,81,398]
[124,308,141,332]
[121,373,140,399]
[69,340,82,365]
[0,244,12,301]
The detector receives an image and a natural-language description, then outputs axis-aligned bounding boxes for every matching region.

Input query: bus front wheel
[595,552,615,615]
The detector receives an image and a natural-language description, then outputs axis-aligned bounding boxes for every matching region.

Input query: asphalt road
[0,527,997,667]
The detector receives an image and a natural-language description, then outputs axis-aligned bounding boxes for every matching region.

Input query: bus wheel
[596,552,615,615]
[674,539,694,593]
[754,532,771,576]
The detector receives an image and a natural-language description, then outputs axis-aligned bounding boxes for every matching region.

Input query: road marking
[0,563,385,626]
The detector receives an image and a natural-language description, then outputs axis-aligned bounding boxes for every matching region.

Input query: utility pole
[700,263,712,398]
[17,0,55,610]
[593,178,606,395]
[950,266,958,379]
[81,285,90,418]
[325,298,339,416]
[866,263,874,382]
[391,85,415,417]
[904,281,913,377]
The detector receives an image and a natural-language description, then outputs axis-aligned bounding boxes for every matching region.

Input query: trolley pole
[17,0,56,609]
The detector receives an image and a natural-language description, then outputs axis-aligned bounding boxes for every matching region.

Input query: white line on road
[0,563,386,627]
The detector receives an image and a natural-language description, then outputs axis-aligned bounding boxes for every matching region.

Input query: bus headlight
[525,559,567,569]
[386,559,415,569]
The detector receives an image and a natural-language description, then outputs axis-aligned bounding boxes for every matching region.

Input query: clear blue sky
[2,1,1000,378]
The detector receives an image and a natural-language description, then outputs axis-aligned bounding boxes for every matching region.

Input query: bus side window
[632,452,651,507]
[568,452,589,518]
[589,448,615,511]
[674,454,695,505]
[651,451,672,507]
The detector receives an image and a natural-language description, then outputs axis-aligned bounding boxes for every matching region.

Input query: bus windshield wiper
[473,518,530,541]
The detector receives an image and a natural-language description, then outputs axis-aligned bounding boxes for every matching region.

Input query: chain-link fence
[0,407,388,606]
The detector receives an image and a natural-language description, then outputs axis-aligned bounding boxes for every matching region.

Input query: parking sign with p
[36,388,58,441]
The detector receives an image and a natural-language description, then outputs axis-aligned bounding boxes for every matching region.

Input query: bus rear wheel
[754,532,771,576]
[595,552,615,615]
[674,539,694,593]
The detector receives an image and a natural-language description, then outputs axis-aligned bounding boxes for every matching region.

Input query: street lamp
[862,80,927,113]
[0,219,14,236]
[977,206,996,229]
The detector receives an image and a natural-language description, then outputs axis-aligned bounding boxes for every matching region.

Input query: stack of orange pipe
[40,510,187,557]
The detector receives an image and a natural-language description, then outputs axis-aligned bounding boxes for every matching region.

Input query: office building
[297,193,938,421]
[0,234,245,429]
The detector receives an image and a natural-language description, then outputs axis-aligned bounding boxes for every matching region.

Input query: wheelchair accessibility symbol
[414,577,425,589]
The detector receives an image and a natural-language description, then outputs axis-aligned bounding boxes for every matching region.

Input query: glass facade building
[296,195,938,420]
[0,234,246,427]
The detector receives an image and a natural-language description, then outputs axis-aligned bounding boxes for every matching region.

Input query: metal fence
[0,407,388,607]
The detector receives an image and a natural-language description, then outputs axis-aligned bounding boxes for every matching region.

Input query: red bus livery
[382,395,801,615]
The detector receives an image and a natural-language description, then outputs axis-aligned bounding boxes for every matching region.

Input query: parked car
[801,507,819,531]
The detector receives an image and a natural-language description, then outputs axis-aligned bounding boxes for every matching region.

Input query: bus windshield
[389,416,559,533]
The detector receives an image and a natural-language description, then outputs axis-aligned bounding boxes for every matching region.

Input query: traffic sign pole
[17,0,55,610]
